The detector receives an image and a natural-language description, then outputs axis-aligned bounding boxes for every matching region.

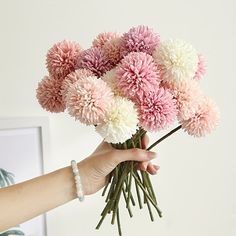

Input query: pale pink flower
[135,88,177,132]
[117,52,160,99]
[46,40,82,78]
[61,69,94,102]
[76,47,113,77]
[92,32,120,48]
[162,80,203,121]
[66,76,114,125]
[181,96,220,137]
[103,37,122,65]
[36,75,65,113]
[120,25,160,57]
[193,54,206,81]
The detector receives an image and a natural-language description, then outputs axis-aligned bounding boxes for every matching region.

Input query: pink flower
[66,76,114,125]
[76,47,113,77]
[181,96,220,137]
[193,54,206,81]
[136,88,177,132]
[161,80,203,121]
[92,32,120,48]
[120,25,160,57]
[117,52,160,99]
[61,69,94,102]
[103,37,122,65]
[36,75,65,113]
[46,40,82,78]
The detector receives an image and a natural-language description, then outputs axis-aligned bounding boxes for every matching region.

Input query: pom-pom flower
[181,96,220,137]
[46,40,83,78]
[102,69,122,96]
[120,25,160,56]
[153,39,198,84]
[117,52,160,99]
[162,79,203,121]
[193,54,206,81]
[76,47,113,77]
[92,32,120,48]
[66,76,113,125]
[103,37,122,65]
[36,75,65,113]
[135,88,177,132]
[96,97,138,143]
[61,69,94,101]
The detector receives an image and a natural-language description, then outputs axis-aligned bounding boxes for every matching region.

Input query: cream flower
[102,68,122,96]
[153,39,198,84]
[96,97,138,143]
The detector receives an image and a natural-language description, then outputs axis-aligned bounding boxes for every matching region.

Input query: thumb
[114,148,157,164]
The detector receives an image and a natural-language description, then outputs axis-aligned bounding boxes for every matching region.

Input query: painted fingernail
[148,151,157,159]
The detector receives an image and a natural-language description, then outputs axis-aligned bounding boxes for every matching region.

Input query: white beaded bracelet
[71,160,84,202]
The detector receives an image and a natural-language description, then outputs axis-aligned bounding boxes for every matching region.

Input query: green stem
[147,125,182,151]
[117,207,122,236]
[132,173,162,217]
[127,162,133,208]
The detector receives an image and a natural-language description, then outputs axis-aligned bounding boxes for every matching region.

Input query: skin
[0,135,159,232]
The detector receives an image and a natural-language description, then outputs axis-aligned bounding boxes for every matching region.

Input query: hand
[78,135,159,195]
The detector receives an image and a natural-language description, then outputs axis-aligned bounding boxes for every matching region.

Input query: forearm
[0,165,77,231]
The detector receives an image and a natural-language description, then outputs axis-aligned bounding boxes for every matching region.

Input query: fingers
[147,163,160,175]
[141,134,149,149]
[137,162,160,175]
[113,148,157,164]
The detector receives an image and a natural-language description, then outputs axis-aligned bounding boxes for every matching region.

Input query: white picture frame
[0,117,50,236]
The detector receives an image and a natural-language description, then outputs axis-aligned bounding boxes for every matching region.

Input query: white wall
[0,0,235,235]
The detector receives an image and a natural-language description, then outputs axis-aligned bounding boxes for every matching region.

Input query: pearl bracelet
[71,160,84,202]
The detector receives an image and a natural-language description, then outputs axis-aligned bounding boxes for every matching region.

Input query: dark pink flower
[117,52,160,99]
[76,47,113,77]
[120,25,160,57]
[36,75,65,113]
[136,88,177,132]
[46,40,82,78]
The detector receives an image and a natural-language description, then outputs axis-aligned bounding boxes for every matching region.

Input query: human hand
[78,135,159,195]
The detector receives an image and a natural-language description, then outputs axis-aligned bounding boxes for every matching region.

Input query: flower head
[181,96,220,137]
[153,39,198,84]
[193,54,206,81]
[36,75,65,113]
[162,79,203,120]
[92,32,120,48]
[46,40,82,78]
[96,97,138,143]
[102,69,122,96]
[76,47,113,77]
[117,52,160,99]
[120,25,160,56]
[61,69,94,101]
[66,76,113,125]
[136,88,177,132]
[103,37,122,65]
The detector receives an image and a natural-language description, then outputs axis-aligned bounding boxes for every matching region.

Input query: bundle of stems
[96,125,182,235]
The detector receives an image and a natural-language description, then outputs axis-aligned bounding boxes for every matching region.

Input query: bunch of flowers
[36,25,219,235]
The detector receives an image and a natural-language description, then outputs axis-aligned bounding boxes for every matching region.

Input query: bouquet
[36,25,219,235]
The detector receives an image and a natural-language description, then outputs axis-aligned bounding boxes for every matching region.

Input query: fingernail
[153,165,160,171]
[148,151,157,159]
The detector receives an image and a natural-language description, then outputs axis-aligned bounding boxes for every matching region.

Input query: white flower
[102,68,122,96]
[153,39,198,84]
[96,96,138,143]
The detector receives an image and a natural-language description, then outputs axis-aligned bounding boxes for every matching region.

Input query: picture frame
[0,117,50,236]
